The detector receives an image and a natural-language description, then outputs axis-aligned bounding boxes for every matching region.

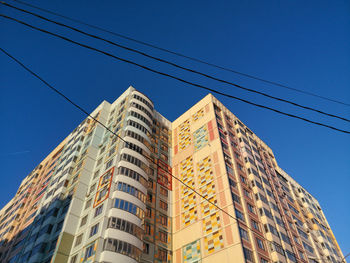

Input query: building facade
[0,87,345,263]
[171,94,345,263]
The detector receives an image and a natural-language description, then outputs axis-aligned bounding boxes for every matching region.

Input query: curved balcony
[131,90,154,112]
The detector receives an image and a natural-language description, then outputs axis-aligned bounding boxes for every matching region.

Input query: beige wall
[171,94,244,263]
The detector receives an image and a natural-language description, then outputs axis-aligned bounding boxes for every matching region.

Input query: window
[286,250,297,263]
[235,209,245,222]
[293,235,300,244]
[260,258,268,263]
[231,141,238,148]
[269,202,280,213]
[256,238,265,250]
[292,215,303,226]
[89,183,96,195]
[288,203,299,215]
[159,214,168,226]
[302,241,314,253]
[120,153,147,173]
[243,247,254,262]
[244,188,251,198]
[117,182,146,202]
[74,234,83,247]
[239,227,250,241]
[146,206,152,217]
[158,248,167,261]
[147,192,153,202]
[108,217,143,240]
[118,166,148,188]
[251,220,260,231]
[93,170,100,179]
[271,242,285,255]
[114,198,144,219]
[100,146,106,154]
[85,199,92,210]
[228,177,236,188]
[247,203,255,214]
[275,216,285,227]
[96,186,108,201]
[30,243,46,257]
[89,223,99,237]
[298,228,309,240]
[108,147,116,157]
[281,232,291,245]
[232,193,241,204]
[264,224,278,236]
[84,243,95,259]
[105,159,113,170]
[94,205,103,217]
[80,215,88,227]
[160,200,168,211]
[143,242,150,254]
[159,187,168,197]
[159,231,168,242]
[148,179,154,189]
[256,193,268,204]
[259,208,273,219]
[145,223,151,235]
[240,175,247,184]
[70,254,78,263]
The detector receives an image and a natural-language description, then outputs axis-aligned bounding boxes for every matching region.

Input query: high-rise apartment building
[0,87,345,263]
[171,94,344,263]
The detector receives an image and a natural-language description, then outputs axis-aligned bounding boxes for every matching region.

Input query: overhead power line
[0,46,270,247]
[8,0,350,108]
[341,252,350,263]
[2,1,349,124]
[1,14,349,134]
[2,47,342,263]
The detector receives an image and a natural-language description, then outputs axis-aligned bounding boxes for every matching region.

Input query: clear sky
[1,0,349,256]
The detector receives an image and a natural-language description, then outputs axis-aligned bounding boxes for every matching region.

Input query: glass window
[235,209,245,222]
[74,234,83,247]
[232,193,241,204]
[243,247,254,262]
[70,254,78,263]
[89,223,99,237]
[85,199,92,210]
[256,238,265,250]
[239,227,250,241]
[94,205,103,217]
[84,243,95,259]
[80,215,88,227]
[252,220,260,231]
[247,203,255,214]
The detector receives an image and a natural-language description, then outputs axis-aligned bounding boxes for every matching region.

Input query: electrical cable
[341,252,350,263]
[1,14,350,135]
[0,45,255,237]
[2,1,349,123]
[2,47,337,263]
[8,0,350,108]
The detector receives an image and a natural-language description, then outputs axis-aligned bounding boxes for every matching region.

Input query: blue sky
[1,0,349,255]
